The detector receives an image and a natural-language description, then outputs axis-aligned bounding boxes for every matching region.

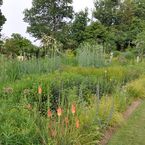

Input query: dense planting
[1,0,145,144]
[1,53,145,144]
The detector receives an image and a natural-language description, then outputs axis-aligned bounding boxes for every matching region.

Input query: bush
[126,76,145,98]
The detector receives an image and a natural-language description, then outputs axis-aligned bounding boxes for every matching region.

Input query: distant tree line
[1,0,145,58]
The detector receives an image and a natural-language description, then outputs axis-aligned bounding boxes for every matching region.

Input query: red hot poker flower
[65,117,69,127]
[71,103,76,114]
[38,86,42,94]
[76,118,80,129]
[47,108,52,118]
[57,107,62,117]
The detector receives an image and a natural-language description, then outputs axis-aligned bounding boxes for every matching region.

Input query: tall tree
[134,0,145,20]
[71,9,89,45]
[24,0,73,41]
[93,0,145,51]
[93,0,121,26]
[0,0,6,36]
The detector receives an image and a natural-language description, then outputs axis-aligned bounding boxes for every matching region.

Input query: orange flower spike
[71,103,76,114]
[57,107,62,117]
[65,117,69,127]
[38,86,42,94]
[47,108,52,118]
[76,118,80,129]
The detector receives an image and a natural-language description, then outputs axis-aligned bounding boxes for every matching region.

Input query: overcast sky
[1,0,94,44]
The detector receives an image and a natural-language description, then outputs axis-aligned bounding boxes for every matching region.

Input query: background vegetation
[1,0,145,144]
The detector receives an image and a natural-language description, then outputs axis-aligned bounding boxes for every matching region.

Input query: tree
[84,22,107,42]
[23,0,73,42]
[3,33,36,57]
[71,9,89,45]
[93,0,121,26]
[134,0,145,20]
[134,30,145,58]
[0,0,6,36]
[92,0,145,51]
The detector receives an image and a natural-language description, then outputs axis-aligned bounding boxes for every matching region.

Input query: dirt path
[99,100,141,145]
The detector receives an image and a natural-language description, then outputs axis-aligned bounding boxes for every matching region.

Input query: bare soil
[99,100,141,145]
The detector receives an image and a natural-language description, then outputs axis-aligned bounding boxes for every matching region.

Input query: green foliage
[126,76,145,98]
[0,64,143,109]
[77,42,105,67]
[94,0,121,26]
[84,22,108,43]
[23,0,73,42]
[134,30,145,57]
[3,33,36,57]
[92,0,145,51]
[96,96,124,127]
[62,50,77,66]
[71,9,89,46]
[40,35,63,57]
[1,55,145,144]
[16,0,145,51]
[0,56,61,85]
[2,1,145,144]
[117,50,136,65]
[108,100,145,145]
[0,0,6,35]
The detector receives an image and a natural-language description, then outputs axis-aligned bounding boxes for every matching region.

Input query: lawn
[108,100,145,145]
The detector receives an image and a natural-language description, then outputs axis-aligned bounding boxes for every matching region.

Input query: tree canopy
[0,0,6,36]
[92,0,145,51]
[3,33,37,57]
[24,0,73,41]
[1,0,145,57]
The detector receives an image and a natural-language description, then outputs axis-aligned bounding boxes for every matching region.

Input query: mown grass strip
[108,100,145,145]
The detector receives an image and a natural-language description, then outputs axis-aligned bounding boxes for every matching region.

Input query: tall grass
[77,42,105,67]
[0,55,61,85]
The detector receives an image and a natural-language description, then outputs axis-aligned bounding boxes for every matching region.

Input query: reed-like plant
[77,42,105,67]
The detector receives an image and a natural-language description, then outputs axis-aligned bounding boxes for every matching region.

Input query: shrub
[126,76,145,98]
[96,96,122,127]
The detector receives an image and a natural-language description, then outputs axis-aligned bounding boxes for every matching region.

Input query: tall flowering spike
[65,117,69,127]
[38,86,42,94]
[76,118,80,129]
[57,107,62,117]
[47,108,52,118]
[71,103,76,114]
